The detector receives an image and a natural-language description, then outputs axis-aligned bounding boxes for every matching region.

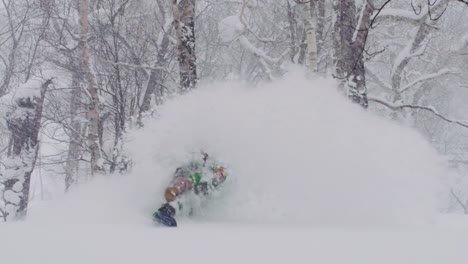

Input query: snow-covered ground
[1,219,468,264]
[2,71,468,263]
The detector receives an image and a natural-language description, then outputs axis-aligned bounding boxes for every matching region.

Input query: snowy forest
[1,0,468,262]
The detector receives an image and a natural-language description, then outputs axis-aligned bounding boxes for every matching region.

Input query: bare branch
[365,67,392,91]
[368,97,468,129]
[98,60,170,72]
[427,0,448,20]
[411,0,423,15]
[450,188,468,214]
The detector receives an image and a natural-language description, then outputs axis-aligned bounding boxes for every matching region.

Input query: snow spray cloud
[127,70,444,227]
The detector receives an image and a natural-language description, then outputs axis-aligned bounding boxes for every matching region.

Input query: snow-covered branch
[376,8,427,24]
[216,0,287,80]
[238,36,280,65]
[375,0,447,25]
[400,69,458,93]
[99,60,170,72]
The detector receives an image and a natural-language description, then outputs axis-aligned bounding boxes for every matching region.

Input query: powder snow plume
[122,70,443,227]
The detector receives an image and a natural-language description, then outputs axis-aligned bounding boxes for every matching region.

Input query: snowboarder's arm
[211,166,228,187]
[193,166,228,195]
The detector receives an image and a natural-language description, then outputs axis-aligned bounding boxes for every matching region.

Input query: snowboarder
[153,152,228,226]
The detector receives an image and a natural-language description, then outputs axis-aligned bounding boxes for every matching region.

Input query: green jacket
[173,158,227,189]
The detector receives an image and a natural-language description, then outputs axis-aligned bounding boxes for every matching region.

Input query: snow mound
[126,71,443,227]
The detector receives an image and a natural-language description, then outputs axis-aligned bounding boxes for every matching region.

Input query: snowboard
[153,211,177,227]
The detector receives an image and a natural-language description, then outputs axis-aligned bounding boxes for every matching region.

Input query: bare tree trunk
[139,27,173,118]
[1,80,51,220]
[316,0,325,55]
[139,0,172,117]
[172,0,197,92]
[303,0,318,72]
[351,1,373,107]
[80,0,102,174]
[65,72,82,191]
[109,25,126,174]
[286,0,298,63]
[315,0,326,72]
[333,0,354,80]
[298,28,307,65]
[333,0,369,107]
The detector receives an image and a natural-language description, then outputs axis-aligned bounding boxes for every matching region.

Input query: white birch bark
[65,72,82,191]
[303,0,318,72]
[79,0,102,175]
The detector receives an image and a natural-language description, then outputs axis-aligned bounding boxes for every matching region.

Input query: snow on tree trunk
[333,0,370,108]
[80,0,102,174]
[316,0,325,56]
[286,0,298,63]
[303,0,318,72]
[65,72,82,191]
[172,0,197,92]
[351,1,373,107]
[0,80,51,221]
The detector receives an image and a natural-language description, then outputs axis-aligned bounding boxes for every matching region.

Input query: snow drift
[123,71,443,227]
[27,71,444,227]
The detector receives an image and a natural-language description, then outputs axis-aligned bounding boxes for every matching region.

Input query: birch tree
[80,0,102,174]
[64,70,83,191]
[300,0,318,72]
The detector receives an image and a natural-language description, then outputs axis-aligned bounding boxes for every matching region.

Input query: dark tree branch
[368,97,468,129]
[427,0,448,21]
[0,207,6,222]
[450,188,468,214]
[411,0,423,14]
